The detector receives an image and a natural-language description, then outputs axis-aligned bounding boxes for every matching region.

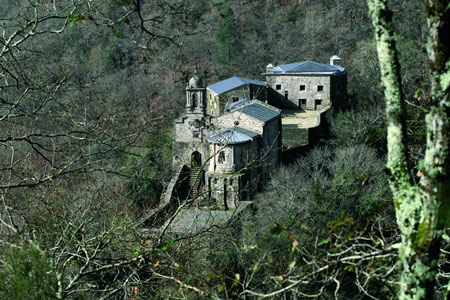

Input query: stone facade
[172,76,281,210]
[264,57,347,110]
[204,102,281,208]
[266,75,332,110]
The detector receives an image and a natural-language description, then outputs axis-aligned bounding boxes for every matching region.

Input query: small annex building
[206,76,268,117]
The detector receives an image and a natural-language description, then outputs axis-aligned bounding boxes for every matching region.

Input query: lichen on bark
[368,0,449,299]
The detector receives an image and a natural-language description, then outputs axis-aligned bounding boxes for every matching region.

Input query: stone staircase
[189,166,204,198]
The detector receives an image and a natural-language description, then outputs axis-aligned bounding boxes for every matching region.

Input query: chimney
[330,55,341,66]
[266,63,274,73]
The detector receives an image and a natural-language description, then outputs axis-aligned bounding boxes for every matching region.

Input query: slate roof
[233,102,280,123]
[272,61,345,75]
[234,126,260,139]
[207,77,267,95]
[225,99,251,112]
[208,128,254,144]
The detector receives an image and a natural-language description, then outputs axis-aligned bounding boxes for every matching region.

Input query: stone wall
[206,91,221,116]
[260,118,281,184]
[208,144,235,173]
[214,112,264,135]
[308,108,332,145]
[173,116,210,170]
[266,74,332,110]
[205,141,261,207]
[205,173,241,209]
[282,127,309,148]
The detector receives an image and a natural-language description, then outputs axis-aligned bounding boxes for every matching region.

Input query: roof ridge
[207,76,266,95]
[233,101,281,123]
[273,60,345,74]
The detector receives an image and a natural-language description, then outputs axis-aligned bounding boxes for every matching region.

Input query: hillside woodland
[0,0,448,299]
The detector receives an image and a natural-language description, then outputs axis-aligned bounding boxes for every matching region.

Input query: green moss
[440,60,450,92]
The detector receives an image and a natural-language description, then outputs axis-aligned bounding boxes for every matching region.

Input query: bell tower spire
[186,70,206,115]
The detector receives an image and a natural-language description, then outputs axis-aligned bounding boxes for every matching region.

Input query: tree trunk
[368,0,449,299]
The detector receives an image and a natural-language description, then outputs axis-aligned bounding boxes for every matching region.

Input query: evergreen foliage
[0,245,58,300]
[214,7,242,76]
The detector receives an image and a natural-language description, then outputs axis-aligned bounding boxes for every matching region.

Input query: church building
[172,74,281,209]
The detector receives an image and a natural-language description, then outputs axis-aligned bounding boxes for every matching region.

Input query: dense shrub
[249,144,392,234]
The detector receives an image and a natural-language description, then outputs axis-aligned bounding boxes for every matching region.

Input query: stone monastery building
[171,56,346,210]
[265,55,346,110]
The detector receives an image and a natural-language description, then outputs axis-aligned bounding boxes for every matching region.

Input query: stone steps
[189,167,203,198]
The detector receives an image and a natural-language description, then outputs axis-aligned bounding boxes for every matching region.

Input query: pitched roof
[233,102,280,123]
[207,77,266,95]
[272,61,345,75]
[225,99,251,112]
[234,126,260,139]
[208,128,254,144]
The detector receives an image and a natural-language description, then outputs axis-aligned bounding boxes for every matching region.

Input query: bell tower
[186,72,206,115]
[172,73,210,171]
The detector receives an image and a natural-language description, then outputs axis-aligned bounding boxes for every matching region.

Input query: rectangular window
[276,84,281,90]
[299,99,307,109]
[300,85,305,91]
[232,97,239,102]
[317,85,324,92]
[315,99,322,110]
[284,91,288,99]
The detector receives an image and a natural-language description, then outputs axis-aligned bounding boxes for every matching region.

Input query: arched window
[218,151,225,164]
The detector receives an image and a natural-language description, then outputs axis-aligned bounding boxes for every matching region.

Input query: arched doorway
[191,151,201,167]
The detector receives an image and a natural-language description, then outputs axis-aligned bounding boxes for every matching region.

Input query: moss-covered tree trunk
[368,0,449,299]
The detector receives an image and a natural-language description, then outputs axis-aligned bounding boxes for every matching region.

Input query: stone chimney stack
[266,63,274,73]
[330,55,341,66]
